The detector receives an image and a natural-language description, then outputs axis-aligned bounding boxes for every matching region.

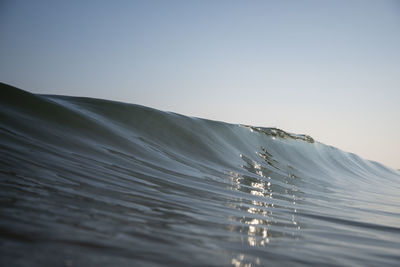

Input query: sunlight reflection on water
[228,148,302,265]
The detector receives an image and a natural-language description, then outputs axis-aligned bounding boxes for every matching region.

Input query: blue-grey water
[1,83,399,266]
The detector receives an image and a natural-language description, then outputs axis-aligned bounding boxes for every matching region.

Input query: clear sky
[1,0,399,169]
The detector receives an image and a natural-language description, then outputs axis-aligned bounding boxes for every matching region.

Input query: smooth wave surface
[1,83,399,266]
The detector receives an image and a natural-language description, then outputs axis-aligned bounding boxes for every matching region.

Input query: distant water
[1,83,399,266]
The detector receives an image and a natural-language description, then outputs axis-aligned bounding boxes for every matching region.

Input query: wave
[1,82,399,266]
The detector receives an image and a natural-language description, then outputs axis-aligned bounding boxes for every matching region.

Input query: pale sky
[1,0,399,169]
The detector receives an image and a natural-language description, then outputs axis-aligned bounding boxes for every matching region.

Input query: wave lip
[244,125,315,143]
[1,82,399,266]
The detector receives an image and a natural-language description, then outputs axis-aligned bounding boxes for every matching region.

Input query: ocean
[1,83,399,266]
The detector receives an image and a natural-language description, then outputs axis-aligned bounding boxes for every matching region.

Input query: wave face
[1,83,399,266]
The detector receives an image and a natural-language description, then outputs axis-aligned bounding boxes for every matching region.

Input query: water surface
[1,83,399,266]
